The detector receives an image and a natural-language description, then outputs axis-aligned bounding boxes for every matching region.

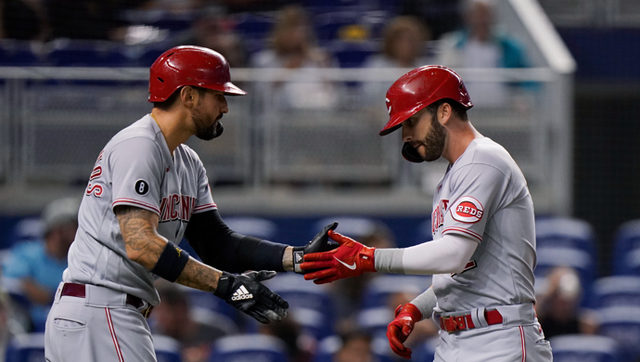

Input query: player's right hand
[387,303,422,359]
[213,270,289,324]
[292,222,339,273]
[301,230,376,284]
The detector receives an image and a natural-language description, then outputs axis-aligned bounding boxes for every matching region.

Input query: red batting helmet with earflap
[148,45,247,102]
[379,65,473,136]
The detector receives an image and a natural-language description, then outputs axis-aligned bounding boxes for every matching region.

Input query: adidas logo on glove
[231,285,253,301]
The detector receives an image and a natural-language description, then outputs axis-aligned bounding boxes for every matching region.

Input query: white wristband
[374,248,404,274]
[411,287,437,320]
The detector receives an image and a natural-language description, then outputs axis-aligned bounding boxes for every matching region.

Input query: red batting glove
[300,230,376,284]
[387,303,423,359]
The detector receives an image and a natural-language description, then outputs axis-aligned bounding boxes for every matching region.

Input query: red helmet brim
[202,81,247,96]
[221,81,247,96]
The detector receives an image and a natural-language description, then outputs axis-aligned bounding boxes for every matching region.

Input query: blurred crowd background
[1,0,640,361]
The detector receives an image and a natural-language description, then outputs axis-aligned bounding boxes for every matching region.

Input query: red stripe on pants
[105,308,125,362]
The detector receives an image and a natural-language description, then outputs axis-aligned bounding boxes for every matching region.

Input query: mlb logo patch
[450,197,484,223]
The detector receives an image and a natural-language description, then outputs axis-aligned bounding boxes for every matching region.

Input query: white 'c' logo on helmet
[385,98,392,115]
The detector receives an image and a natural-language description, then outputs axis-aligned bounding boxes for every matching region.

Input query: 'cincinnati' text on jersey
[432,199,449,233]
[159,194,196,222]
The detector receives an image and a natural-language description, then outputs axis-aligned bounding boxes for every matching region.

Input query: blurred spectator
[258,313,313,362]
[0,0,48,40]
[367,16,431,69]
[435,0,530,107]
[398,0,462,41]
[0,288,21,359]
[362,16,432,105]
[330,221,397,335]
[333,331,374,362]
[151,280,234,362]
[535,266,599,339]
[47,0,148,40]
[170,5,247,67]
[250,5,339,110]
[1,197,79,332]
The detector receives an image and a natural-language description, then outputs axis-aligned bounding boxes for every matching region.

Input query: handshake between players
[221,222,340,324]
[244,223,416,359]
[300,229,419,359]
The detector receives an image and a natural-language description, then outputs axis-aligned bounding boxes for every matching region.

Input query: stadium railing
[0,66,570,215]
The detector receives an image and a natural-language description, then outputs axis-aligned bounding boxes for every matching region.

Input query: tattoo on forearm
[115,205,221,292]
[116,206,165,270]
[175,258,220,292]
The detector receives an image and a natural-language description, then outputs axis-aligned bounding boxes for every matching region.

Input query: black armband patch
[151,242,190,282]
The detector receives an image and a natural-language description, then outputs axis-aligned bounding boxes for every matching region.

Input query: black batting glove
[293,222,339,273]
[214,270,289,324]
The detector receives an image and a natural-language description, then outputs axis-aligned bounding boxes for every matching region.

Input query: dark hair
[425,98,469,121]
[152,86,207,110]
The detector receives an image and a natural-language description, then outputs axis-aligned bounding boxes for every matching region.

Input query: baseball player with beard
[302,66,553,361]
[44,46,336,362]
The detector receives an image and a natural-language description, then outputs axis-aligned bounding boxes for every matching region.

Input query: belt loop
[54,282,64,304]
[84,284,128,307]
[472,307,488,328]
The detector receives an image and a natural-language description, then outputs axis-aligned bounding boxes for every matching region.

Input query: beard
[193,110,223,141]
[415,115,447,162]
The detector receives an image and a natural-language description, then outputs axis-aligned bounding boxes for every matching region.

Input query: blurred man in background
[536,266,599,339]
[258,311,313,362]
[151,280,237,362]
[328,220,398,335]
[1,197,79,332]
[0,288,22,358]
[169,5,247,67]
[333,331,374,362]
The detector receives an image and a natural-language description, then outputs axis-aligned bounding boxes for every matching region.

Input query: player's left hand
[387,303,423,359]
[301,230,376,284]
[292,222,339,273]
[214,270,289,324]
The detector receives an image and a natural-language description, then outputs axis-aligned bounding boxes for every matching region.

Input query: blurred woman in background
[250,5,338,110]
[362,16,432,105]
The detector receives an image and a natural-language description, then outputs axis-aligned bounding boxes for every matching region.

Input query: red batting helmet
[148,45,247,102]
[379,65,473,136]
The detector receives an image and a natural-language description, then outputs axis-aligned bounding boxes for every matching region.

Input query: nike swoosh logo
[334,257,357,270]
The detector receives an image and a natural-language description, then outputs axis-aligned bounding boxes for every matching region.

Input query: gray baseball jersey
[430,137,537,312]
[64,114,216,306]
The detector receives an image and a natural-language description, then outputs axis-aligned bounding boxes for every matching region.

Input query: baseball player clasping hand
[303,66,553,361]
[302,230,375,284]
[44,46,336,362]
